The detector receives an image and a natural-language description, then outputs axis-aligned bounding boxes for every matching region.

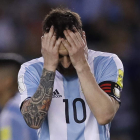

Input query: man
[0,53,38,140]
[18,8,124,140]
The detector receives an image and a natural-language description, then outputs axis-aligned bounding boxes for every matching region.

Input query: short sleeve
[93,54,124,103]
[18,62,43,107]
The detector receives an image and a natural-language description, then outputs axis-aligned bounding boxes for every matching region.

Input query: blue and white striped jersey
[18,49,124,140]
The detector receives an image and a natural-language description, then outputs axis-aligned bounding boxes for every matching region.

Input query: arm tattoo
[21,68,55,129]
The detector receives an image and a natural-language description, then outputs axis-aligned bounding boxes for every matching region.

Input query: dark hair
[42,8,83,39]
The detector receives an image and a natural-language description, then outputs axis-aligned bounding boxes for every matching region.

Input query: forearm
[76,63,119,125]
[21,68,55,129]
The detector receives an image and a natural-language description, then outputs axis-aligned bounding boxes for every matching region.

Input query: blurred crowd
[0,0,140,139]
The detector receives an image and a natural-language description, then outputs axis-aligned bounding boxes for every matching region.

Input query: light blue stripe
[93,56,117,84]
[39,117,50,140]
[63,75,85,140]
[98,125,106,140]
[24,62,43,96]
[98,123,111,140]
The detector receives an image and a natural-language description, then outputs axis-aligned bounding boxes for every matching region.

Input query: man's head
[42,8,83,39]
[42,8,85,76]
[42,8,83,56]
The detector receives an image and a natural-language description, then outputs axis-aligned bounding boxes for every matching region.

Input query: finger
[41,33,49,50]
[67,29,82,48]
[49,33,56,48]
[72,26,84,45]
[82,31,87,44]
[82,31,88,59]
[82,31,88,50]
[64,30,77,48]
[54,38,62,51]
[43,33,48,39]
[47,25,55,42]
[62,38,71,52]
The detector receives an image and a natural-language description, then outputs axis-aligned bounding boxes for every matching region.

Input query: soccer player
[18,8,124,140]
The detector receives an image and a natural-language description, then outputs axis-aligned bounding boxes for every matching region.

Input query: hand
[62,27,88,72]
[41,26,62,71]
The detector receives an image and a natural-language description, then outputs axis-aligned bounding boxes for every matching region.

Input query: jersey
[0,93,38,140]
[18,49,124,140]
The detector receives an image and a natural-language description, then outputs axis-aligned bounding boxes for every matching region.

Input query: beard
[56,62,77,77]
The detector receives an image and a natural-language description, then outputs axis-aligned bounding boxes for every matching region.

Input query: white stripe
[79,58,100,140]
[79,90,100,140]
[79,81,100,140]
[48,76,67,140]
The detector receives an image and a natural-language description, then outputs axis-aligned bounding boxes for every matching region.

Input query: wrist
[75,61,91,73]
[43,65,57,72]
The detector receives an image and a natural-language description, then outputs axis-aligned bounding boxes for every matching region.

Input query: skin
[21,25,119,129]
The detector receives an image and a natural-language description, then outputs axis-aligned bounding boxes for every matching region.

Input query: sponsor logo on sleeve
[117,69,124,88]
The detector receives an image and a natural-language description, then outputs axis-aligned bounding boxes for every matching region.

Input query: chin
[57,63,77,77]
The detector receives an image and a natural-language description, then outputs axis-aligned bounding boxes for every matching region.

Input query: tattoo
[21,68,55,129]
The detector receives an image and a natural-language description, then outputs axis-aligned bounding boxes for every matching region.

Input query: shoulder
[88,49,123,70]
[18,57,44,93]
[88,50,124,85]
[18,57,44,76]
[20,57,43,71]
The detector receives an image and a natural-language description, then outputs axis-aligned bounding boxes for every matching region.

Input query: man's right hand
[41,25,62,72]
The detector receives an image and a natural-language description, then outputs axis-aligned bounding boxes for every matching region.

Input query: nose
[60,55,71,68]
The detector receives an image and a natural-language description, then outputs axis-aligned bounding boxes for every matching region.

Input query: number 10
[63,98,86,124]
